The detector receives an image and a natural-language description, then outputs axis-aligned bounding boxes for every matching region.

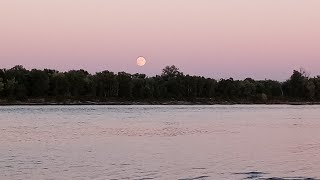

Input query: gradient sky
[1,0,320,80]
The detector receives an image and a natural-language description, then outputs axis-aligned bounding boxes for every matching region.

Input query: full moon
[137,56,146,66]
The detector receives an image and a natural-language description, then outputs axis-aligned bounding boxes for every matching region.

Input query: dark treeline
[0,65,320,104]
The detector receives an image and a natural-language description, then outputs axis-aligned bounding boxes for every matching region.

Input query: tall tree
[288,70,307,98]
[161,65,184,98]
[65,70,89,97]
[5,65,29,99]
[0,78,4,93]
[51,73,70,97]
[29,69,49,97]
[313,76,320,100]
[4,78,17,98]
[132,73,147,98]
[117,72,132,98]
[94,71,118,98]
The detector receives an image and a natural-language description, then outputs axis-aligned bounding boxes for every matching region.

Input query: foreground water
[1,105,320,180]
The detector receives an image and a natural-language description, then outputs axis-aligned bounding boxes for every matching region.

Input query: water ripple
[1,105,320,179]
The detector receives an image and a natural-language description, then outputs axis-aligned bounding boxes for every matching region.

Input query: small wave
[179,175,210,180]
[234,171,318,180]
[263,177,318,180]
[233,171,267,179]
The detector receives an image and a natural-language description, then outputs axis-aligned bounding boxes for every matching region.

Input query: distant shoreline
[1,100,320,106]
[1,65,320,106]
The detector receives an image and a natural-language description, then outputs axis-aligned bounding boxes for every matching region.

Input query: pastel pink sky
[1,0,320,80]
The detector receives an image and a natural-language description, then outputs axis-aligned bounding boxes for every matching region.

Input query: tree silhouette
[0,65,318,103]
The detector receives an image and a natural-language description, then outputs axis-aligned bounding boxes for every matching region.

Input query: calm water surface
[1,105,320,180]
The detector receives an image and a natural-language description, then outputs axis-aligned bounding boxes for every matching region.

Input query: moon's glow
[137,57,146,66]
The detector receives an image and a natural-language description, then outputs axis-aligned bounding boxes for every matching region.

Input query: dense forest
[0,65,319,104]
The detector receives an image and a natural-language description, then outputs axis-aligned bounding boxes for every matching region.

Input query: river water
[0,105,320,180]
